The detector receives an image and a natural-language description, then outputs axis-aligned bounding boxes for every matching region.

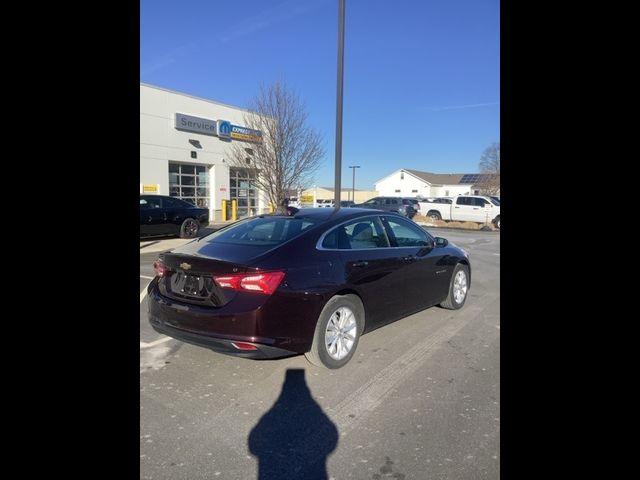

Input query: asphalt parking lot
[140,227,500,479]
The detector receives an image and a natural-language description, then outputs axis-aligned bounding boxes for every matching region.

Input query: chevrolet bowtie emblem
[180,262,192,270]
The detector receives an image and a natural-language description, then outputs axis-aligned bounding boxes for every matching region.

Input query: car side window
[473,198,487,207]
[456,197,470,206]
[383,217,432,247]
[141,196,162,209]
[321,216,390,249]
[163,197,187,208]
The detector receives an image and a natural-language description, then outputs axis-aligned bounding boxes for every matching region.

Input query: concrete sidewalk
[139,223,231,254]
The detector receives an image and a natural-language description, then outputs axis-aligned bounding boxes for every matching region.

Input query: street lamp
[349,165,360,202]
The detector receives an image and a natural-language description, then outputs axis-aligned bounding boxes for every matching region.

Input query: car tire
[494,216,500,229]
[428,211,442,221]
[179,218,199,238]
[440,263,470,310]
[305,294,364,369]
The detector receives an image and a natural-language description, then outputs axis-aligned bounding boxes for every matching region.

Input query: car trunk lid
[157,252,251,307]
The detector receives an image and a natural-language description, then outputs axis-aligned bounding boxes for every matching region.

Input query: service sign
[143,184,159,193]
[175,113,217,136]
[175,113,262,143]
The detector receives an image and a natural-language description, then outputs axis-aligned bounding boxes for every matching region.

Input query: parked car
[140,195,209,238]
[286,197,301,209]
[489,196,500,206]
[147,208,471,369]
[353,197,418,219]
[315,199,335,208]
[421,195,500,228]
[340,200,356,207]
[417,197,452,215]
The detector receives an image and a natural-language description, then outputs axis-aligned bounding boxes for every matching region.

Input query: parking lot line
[140,285,149,303]
[140,275,154,280]
[140,337,172,349]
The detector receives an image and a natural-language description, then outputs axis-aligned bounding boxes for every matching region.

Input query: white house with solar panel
[374,169,496,198]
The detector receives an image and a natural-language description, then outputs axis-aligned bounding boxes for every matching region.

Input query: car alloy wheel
[181,219,199,238]
[453,270,468,304]
[305,294,364,369]
[440,263,470,310]
[324,306,357,360]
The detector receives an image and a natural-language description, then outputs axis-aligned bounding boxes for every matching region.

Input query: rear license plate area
[169,271,214,299]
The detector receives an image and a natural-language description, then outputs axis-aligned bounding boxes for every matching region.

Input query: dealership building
[375,169,492,198]
[140,83,269,220]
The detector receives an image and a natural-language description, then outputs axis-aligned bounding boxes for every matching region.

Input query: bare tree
[227,81,324,213]
[476,142,500,195]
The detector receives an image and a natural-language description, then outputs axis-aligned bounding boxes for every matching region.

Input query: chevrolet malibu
[147,208,470,369]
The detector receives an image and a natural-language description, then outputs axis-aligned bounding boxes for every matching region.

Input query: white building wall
[140,84,268,221]
[430,184,472,197]
[374,169,479,198]
[375,170,430,197]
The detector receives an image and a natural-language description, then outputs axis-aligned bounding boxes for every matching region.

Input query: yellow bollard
[269,203,274,213]
[221,200,228,221]
[232,199,237,221]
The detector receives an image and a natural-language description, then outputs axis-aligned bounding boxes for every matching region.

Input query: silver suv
[353,197,418,219]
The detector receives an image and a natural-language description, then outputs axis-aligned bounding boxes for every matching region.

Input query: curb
[416,223,500,233]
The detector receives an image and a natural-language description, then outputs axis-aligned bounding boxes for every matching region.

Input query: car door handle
[454,206,460,208]
[402,255,416,262]
[147,216,153,222]
[351,261,369,268]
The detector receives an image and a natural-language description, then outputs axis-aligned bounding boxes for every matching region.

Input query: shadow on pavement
[249,369,338,480]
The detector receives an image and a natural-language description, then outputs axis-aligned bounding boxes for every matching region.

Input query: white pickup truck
[421,195,500,229]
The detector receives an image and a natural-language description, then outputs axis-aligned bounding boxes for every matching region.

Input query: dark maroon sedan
[147,208,470,368]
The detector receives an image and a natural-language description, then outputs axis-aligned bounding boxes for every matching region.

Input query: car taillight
[213,271,285,295]
[153,260,169,277]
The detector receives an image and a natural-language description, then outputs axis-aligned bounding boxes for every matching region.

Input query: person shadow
[249,368,339,480]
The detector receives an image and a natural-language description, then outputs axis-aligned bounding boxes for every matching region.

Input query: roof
[404,169,470,185]
[374,169,491,186]
[140,82,252,113]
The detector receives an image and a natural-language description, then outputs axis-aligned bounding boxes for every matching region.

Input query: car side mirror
[434,237,448,248]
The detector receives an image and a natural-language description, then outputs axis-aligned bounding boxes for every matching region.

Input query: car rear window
[207,216,319,246]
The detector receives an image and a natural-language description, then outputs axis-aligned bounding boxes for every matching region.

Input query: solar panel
[460,174,481,184]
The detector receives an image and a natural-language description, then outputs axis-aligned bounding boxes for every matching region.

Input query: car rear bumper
[147,281,306,359]
[148,317,296,359]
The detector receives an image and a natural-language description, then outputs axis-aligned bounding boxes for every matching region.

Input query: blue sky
[141,0,500,190]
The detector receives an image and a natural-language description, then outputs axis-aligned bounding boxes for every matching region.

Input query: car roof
[266,207,391,221]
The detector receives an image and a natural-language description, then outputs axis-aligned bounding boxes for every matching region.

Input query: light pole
[333,0,346,209]
[349,165,360,202]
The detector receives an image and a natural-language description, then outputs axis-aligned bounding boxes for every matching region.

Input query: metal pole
[352,167,354,202]
[349,165,360,202]
[334,0,346,209]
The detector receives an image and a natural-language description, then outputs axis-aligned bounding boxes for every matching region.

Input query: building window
[169,162,209,207]
[395,189,401,193]
[445,190,449,196]
[400,172,404,180]
[230,167,258,218]
[411,189,418,193]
